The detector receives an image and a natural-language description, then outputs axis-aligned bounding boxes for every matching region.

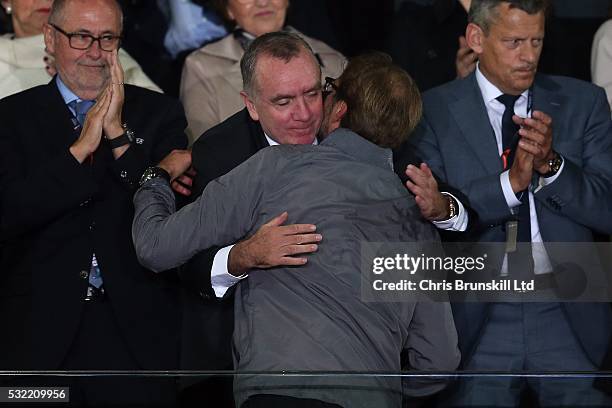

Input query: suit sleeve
[133,148,274,272]
[177,139,229,299]
[393,143,477,236]
[533,86,612,234]
[411,113,509,226]
[108,96,188,191]
[178,247,220,299]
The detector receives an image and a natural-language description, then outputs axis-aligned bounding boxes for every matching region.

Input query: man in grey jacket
[132,52,460,407]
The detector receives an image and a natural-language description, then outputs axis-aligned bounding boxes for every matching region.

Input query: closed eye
[305,90,321,98]
[504,39,522,49]
[73,33,93,41]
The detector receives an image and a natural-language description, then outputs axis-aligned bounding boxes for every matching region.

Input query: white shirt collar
[55,75,80,105]
[475,62,529,107]
[264,133,318,146]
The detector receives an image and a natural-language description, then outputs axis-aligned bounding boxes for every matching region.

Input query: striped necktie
[69,99,95,127]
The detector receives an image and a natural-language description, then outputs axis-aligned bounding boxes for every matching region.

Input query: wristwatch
[542,152,563,178]
[106,124,135,149]
[441,193,458,220]
[139,166,170,187]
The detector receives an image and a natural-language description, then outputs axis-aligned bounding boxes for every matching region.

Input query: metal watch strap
[139,166,171,188]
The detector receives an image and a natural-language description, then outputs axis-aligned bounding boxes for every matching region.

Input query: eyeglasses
[49,23,122,52]
[322,76,338,99]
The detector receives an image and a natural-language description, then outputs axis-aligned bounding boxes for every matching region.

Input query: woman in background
[180,0,345,144]
[0,0,161,99]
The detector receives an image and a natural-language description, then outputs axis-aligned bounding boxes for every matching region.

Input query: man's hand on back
[228,212,322,277]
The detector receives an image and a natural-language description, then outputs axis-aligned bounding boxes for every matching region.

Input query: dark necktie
[496,94,534,277]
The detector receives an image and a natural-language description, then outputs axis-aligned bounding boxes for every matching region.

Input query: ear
[327,100,347,132]
[334,100,347,124]
[241,91,259,122]
[1,1,10,11]
[465,22,484,55]
[43,23,56,56]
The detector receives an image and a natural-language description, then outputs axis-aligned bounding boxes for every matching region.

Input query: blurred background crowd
[2,0,612,140]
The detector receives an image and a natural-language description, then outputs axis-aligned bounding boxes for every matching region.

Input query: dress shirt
[56,75,80,113]
[474,64,563,275]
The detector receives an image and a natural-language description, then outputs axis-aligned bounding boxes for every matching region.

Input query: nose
[85,40,103,60]
[254,0,270,6]
[292,97,313,122]
[520,43,538,65]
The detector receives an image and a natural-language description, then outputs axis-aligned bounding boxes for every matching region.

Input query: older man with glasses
[0,0,187,406]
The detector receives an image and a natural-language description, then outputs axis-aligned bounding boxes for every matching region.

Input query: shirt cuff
[432,192,468,231]
[211,244,247,298]
[500,170,522,212]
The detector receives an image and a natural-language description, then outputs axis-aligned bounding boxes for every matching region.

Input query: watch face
[139,166,170,188]
[125,128,135,143]
[139,168,156,187]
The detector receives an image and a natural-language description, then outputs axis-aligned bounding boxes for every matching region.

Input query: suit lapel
[449,74,502,175]
[33,80,81,154]
[532,74,565,130]
[531,75,565,234]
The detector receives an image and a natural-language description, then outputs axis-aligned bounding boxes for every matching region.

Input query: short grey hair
[240,31,321,98]
[49,0,124,31]
[468,0,549,34]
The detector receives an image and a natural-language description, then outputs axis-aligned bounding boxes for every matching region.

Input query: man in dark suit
[178,33,468,407]
[407,0,612,405]
[0,0,187,406]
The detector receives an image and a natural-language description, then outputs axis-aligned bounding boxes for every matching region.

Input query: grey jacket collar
[321,128,394,171]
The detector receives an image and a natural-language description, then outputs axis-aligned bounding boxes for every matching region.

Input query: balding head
[44,0,123,100]
[49,0,123,31]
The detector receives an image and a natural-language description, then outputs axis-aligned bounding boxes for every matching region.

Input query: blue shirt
[55,75,81,115]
